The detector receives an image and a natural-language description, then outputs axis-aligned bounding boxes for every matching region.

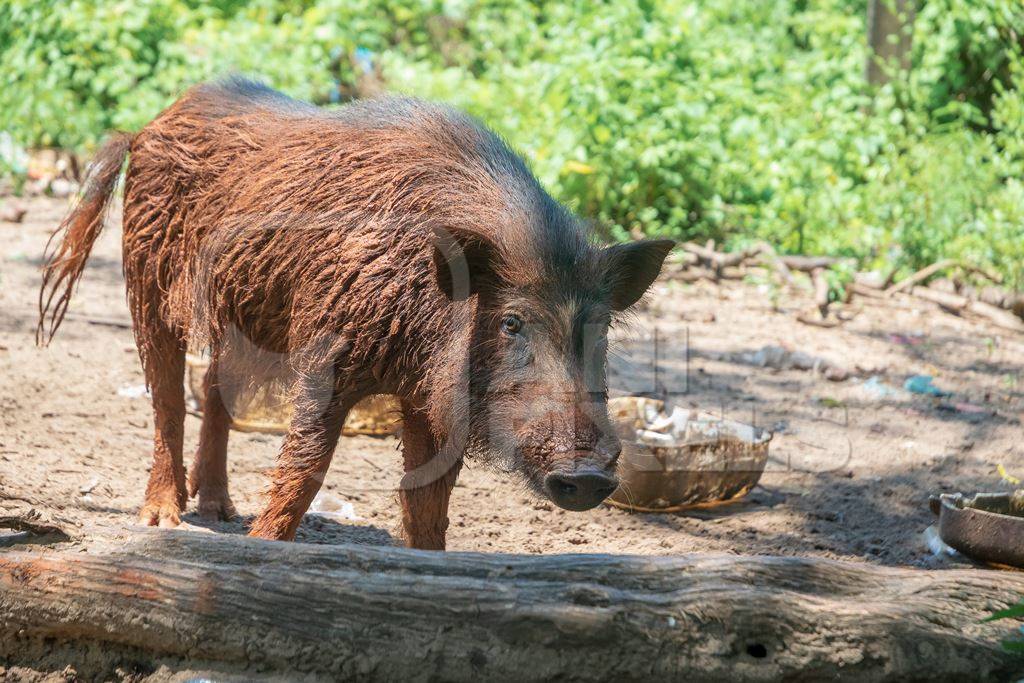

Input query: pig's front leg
[399,400,463,550]
[250,384,350,541]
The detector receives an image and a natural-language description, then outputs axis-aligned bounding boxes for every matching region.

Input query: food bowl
[929,491,1024,569]
[185,354,400,436]
[606,396,772,512]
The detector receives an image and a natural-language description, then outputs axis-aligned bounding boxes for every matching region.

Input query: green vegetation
[1,0,1023,285]
[985,599,1024,654]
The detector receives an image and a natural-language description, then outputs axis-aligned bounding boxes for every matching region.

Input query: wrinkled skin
[39,77,673,549]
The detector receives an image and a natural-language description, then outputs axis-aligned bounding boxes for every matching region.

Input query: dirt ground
[2,195,1023,568]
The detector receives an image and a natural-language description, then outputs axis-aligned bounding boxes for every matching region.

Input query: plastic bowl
[185,354,400,436]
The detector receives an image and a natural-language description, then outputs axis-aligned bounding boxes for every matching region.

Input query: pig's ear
[431,226,500,300]
[602,239,675,310]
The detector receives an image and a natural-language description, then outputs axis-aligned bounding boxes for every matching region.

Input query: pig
[38,77,673,549]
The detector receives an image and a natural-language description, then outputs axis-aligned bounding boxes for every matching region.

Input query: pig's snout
[543,454,619,512]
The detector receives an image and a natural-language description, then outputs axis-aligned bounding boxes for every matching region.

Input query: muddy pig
[38,77,673,549]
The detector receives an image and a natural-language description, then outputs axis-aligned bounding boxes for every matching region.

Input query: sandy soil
[2,195,1023,569]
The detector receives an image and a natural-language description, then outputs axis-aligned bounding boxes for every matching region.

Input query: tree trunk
[0,529,1022,681]
[866,0,915,86]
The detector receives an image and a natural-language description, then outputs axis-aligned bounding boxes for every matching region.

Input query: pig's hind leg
[399,400,463,550]
[137,323,188,528]
[187,357,238,521]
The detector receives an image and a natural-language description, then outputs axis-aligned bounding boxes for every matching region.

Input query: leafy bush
[1,0,1022,286]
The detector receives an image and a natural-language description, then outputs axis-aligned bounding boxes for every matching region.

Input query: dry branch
[886,259,957,296]
[796,310,843,328]
[0,529,1022,681]
[848,282,888,299]
[960,263,1004,286]
[887,259,1004,298]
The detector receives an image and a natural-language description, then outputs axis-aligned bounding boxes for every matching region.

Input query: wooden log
[866,0,914,86]
[853,270,889,291]
[775,255,844,272]
[811,267,830,317]
[969,300,1024,333]
[752,241,794,285]
[849,282,887,299]
[910,286,1024,333]
[886,259,1005,298]
[796,268,843,328]
[910,284,968,313]
[720,265,747,280]
[0,529,1023,681]
[681,242,754,269]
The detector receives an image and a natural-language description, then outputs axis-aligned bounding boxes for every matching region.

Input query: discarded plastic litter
[856,376,905,401]
[308,492,361,522]
[740,344,848,380]
[743,345,818,371]
[903,375,950,397]
[923,525,957,557]
[117,384,149,399]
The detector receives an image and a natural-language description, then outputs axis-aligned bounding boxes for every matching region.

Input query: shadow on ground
[181,512,398,547]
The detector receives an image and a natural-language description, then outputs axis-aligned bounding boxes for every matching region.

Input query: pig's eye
[500,313,524,336]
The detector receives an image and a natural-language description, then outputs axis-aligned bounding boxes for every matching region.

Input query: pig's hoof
[196,488,238,521]
[138,500,182,528]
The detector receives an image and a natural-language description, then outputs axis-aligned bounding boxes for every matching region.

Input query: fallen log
[848,282,887,299]
[969,300,1024,333]
[887,260,1005,297]
[681,242,756,270]
[910,286,1024,333]
[752,241,794,285]
[775,254,844,272]
[811,267,830,318]
[0,529,1022,681]
[910,284,969,313]
[796,268,844,328]
[853,270,891,291]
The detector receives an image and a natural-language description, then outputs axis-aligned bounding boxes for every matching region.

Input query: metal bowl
[185,354,400,436]
[930,492,1024,569]
[606,397,771,512]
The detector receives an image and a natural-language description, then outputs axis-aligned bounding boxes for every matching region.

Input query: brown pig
[38,78,673,549]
